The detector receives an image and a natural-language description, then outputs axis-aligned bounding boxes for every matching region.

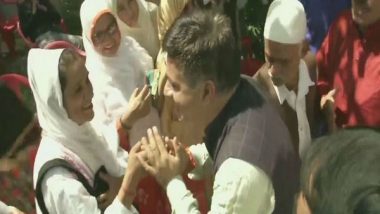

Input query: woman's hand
[117,142,147,208]
[321,88,338,133]
[120,85,151,129]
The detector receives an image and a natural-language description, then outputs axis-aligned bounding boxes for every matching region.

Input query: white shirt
[40,167,138,214]
[166,144,275,214]
[273,60,314,157]
[0,201,11,214]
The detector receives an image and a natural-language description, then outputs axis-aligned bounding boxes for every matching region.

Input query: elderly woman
[29,48,151,213]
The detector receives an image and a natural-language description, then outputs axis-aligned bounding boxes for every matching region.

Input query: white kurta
[166,143,275,214]
[0,201,11,214]
[273,59,315,157]
[40,167,138,214]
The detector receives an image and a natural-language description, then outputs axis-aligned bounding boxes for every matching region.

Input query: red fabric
[240,36,264,76]
[0,73,30,101]
[44,40,85,56]
[133,171,209,214]
[116,124,209,214]
[317,10,380,128]
[241,57,264,76]
[0,122,40,214]
[0,156,37,213]
[0,15,18,55]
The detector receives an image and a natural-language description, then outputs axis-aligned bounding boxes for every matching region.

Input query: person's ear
[201,80,216,103]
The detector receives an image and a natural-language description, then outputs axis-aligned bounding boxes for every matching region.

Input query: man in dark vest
[136,9,300,214]
[253,0,319,157]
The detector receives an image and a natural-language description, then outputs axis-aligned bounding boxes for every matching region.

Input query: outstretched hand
[121,85,151,128]
[137,127,189,188]
[321,88,338,133]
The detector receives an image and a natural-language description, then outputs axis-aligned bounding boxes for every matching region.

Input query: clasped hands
[129,126,190,188]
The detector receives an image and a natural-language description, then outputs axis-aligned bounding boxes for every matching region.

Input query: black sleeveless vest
[35,159,109,214]
[205,76,300,214]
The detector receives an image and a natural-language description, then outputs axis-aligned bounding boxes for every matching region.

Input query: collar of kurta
[204,77,265,159]
[273,59,315,106]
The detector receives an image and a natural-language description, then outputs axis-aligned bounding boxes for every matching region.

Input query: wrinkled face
[352,0,380,27]
[264,39,301,88]
[62,54,94,125]
[117,0,139,27]
[91,13,121,57]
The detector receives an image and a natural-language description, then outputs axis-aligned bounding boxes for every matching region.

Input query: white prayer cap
[264,0,307,44]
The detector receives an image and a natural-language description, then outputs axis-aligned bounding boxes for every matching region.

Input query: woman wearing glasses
[107,0,160,60]
[80,0,160,149]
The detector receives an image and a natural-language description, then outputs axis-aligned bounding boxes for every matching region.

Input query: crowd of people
[1,0,380,213]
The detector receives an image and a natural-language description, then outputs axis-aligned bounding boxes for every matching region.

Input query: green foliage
[240,0,271,61]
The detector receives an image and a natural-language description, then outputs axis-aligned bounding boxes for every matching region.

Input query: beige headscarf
[29,49,125,190]
[156,0,190,94]
[107,0,160,59]
[157,0,189,42]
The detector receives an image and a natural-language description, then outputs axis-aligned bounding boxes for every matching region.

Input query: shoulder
[215,158,269,179]
[252,64,271,91]
[41,167,98,212]
[212,158,275,214]
[41,167,88,200]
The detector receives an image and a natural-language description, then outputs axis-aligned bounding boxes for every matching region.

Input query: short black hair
[163,10,240,93]
[0,82,33,157]
[301,128,380,213]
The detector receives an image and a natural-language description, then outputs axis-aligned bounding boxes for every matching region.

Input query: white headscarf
[28,48,124,182]
[80,0,159,144]
[107,0,160,59]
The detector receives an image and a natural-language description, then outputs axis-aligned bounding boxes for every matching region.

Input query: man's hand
[321,88,338,133]
[138,127,189,188]
[97,173,123,210]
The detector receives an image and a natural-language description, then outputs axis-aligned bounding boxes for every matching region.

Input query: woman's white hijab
[107,0,160,59]
[80,0,153,95]
[28,48,123,180]
[80,0,159,144]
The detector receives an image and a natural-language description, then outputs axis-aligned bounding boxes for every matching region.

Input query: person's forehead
[93,13,114,32]
[265,40,300,57]
[166,58,181,80]
[66,57,86,82]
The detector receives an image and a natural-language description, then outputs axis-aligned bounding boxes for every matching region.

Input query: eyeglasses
[92,19,119,44]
